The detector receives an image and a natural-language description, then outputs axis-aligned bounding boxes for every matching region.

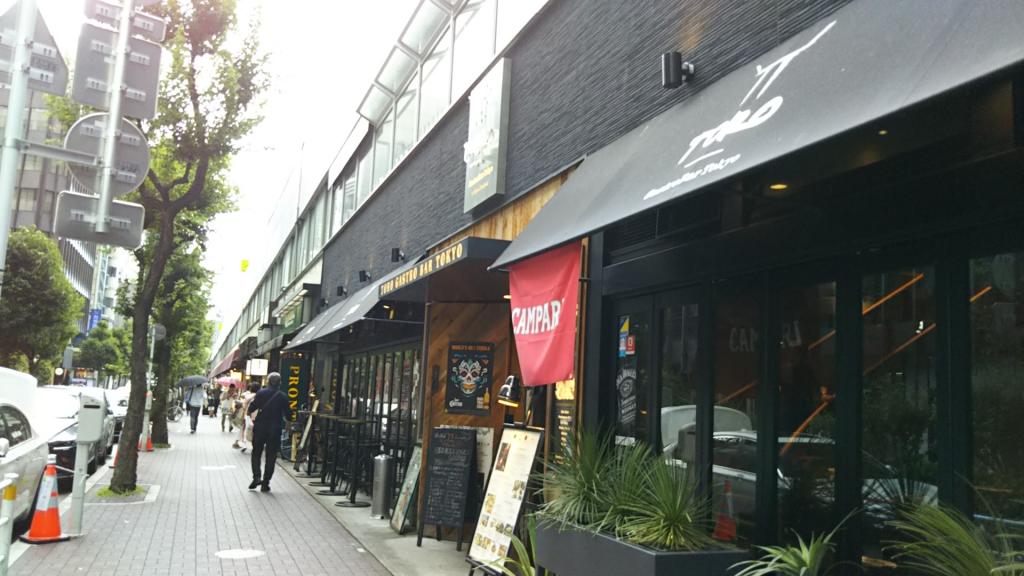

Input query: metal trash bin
[371,454,395,518]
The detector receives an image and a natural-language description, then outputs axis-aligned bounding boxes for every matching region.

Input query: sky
[21,0,419,341]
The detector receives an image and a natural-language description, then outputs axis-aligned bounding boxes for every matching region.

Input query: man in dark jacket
[247,372,288,492]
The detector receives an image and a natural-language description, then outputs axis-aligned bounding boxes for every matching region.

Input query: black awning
[379,236,510,302]
[492,0,1024,268]
[283,257,424,350]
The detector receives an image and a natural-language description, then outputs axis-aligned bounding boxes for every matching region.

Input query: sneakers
[231,441,240,449]
[248,479,260,490]
[260,484,271,493]
[190,430,196,434]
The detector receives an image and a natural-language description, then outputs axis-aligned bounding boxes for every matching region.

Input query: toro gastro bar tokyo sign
[378,239,468,298]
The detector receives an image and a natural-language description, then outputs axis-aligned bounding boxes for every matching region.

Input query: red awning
[210,348,239,378]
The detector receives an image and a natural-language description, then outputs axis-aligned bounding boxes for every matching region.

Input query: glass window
[378,47,418,93]
[1,408,29,445]
[777,281,837,543]
[969,252,1024,528]
[359,84,393,124]
[713,280,760,545]
[394,74,418,163]
[16,189,36,211]
[357,151,373,206]
[343,173,357,223]
[612,307,650,444]
[453,0,497,96]
[419,26,452,137]
[330,181,343,235]
[861,267,938,567]
[373,109,394,186]
[659,300,699,469]
[401,0,449,55]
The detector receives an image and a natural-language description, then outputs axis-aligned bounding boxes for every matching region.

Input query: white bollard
[139,391,152,451]
[0,472,19,576]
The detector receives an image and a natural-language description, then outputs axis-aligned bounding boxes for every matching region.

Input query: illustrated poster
[446,342,494,414]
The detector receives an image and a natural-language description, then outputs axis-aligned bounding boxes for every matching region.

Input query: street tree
[0,228,84,381]
[78,322,122,387]
[150,245,214,444]
[110,0,267,492]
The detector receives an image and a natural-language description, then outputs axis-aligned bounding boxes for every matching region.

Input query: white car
[0,369,50,537]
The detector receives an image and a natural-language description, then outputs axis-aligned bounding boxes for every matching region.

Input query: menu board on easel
[390,444,422,534]
[418,427,476,550]
[468,427,543,568]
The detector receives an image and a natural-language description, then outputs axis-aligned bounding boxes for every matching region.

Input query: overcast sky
[24,0,418,339]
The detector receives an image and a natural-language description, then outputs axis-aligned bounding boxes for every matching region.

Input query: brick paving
[10,415,391,576]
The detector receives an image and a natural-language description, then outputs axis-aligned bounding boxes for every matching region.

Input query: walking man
[247,373,288,492]
[183,380,206,434]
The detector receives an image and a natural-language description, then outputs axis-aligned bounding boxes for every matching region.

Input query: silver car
[0,401,50,537]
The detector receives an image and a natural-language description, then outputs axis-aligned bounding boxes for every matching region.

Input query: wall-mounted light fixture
[358,270,372,282]
[497,375,522,408]
[661,51,695,89]
[391,248,405,262]
[336,285,348,297]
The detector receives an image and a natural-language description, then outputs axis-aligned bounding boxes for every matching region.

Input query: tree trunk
[150,340,171,444]
[110,217,176,493]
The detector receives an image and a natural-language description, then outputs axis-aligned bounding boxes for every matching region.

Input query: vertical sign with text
[281,356,310,422]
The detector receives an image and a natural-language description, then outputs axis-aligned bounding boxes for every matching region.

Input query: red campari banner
[508,241,582,386]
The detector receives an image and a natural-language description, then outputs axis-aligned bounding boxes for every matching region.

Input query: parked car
[31,387,107,493]
[109,386,129,442]
[0,398,49,538]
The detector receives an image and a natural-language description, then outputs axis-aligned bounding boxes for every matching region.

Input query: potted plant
[730,515,850,576]
[534,431,749,576]
[886,504,1024,575]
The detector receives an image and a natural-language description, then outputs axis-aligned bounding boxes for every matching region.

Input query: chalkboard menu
[418,427,476,548]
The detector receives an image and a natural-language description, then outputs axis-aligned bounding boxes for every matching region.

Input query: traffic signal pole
[0,0,36,300]
[94,0,133,234]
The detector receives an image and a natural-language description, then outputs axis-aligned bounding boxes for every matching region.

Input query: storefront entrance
[601,219,1024,570]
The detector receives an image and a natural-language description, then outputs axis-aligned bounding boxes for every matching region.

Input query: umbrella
[215,376,241,388]
[177,375,207,389]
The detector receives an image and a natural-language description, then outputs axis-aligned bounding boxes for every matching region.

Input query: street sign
[71,22,162,120]
[0,0,68,104]
[151,323,166,340]
[53,190,145,249]
[65,112,150,196]
[84,0,166,43]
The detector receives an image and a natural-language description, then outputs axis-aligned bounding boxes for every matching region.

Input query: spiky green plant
[538,430,613,527]
[731,517,848,576]
[617,457,715,551]
[489,516,548,576]
[886,505,1024,576]
[597,440,654,536]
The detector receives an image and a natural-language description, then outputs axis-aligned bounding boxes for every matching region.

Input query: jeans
[188,406,201,431]
[251,427,280,484]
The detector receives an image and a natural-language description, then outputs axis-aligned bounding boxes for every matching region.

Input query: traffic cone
[108,443,119,468]
[138,423,153,452]
[20,455,69,544]
[712,480,737,542]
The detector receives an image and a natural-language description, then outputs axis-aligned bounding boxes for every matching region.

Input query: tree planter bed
[534,522,749,576]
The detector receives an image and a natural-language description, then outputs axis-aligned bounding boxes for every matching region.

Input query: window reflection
[419,26,451,137]
[357,148,372,206]
[343,173,357,223]
[394,77,418,163]
[374,110,394,186]
[659,302,699,471]
[453,0,496,96]
[777,282,837,544]
[970,253,1024,532]
[861,267,938,572]
[713,282,760,545]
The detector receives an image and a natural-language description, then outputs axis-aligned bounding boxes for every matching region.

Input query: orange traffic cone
[108,444,119,468]
[138,423,153,452]
[20,455,68,544]
[712,480,737,542]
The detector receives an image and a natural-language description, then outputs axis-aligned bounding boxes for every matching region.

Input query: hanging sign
[463,58,510,212]
[508,241,582,386]
[446,342,494,414]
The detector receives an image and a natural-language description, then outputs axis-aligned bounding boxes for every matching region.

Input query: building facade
[213,1,1024,573]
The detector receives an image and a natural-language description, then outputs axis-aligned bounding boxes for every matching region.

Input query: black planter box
[534,522,749,576]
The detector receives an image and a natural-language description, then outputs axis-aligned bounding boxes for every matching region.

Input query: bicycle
[167,403,184,422]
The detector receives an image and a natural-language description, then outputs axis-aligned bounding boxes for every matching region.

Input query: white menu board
[468,427,542,567]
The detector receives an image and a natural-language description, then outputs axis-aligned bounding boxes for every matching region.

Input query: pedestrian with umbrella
[179,375,207,434]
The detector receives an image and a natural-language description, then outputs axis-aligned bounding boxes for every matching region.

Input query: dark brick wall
[320,0,851,305]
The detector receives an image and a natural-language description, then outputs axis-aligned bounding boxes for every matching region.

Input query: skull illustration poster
[447,342,494,414]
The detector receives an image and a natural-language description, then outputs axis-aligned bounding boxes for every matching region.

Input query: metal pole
[69,442,90,536]
[0,0,38,301]
[94,0,133,233]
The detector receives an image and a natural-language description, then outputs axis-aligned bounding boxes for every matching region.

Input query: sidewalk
[9,416,390,576]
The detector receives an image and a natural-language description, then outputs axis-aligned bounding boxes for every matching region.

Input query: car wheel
[11,475,42,540]
[87,458,97,475]
[57,475,72,494]
[97,447,107,466]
